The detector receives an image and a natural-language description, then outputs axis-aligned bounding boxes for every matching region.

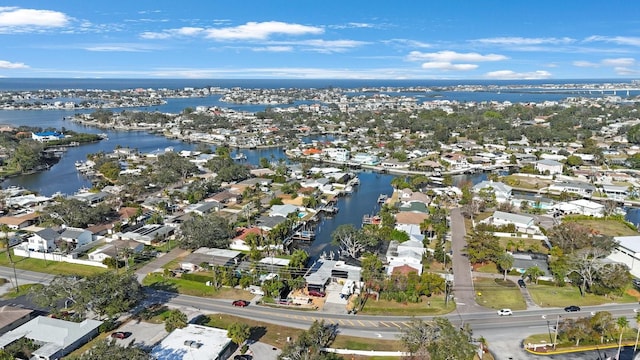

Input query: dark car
[308,290,326,297]
[111,331,130,339]
[517,279,526,288]
[234,355,252,360]
[564,305,581,312]
[232,300,250,307]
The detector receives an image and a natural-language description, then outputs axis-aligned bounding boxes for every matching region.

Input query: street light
[553,315,562,350]
[542,315,552,344]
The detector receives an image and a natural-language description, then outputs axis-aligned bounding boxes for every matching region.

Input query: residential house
[69,191,109,205]
[184,201,220,216]
[27,228,59,252]
[59,227,93,247]
[304,259,361,293]
[179,248,242,272]
[351,152,379,165]
[0,306,34,335]
[87,239,144,263]
[0,212,40,230]
[484,211,538,233]
[535,159,563,175]
[601,184,628,201]
[119,224,173,245]
[268,204,299,218]
[395,211,429,227]
[0,316,102,360]
[547,181,596,197]
[441,153,469,170]
[472,180,513,203]
[386,239,426,275]
[229,227,264,251]
[150,324,233,360]
[608,236,640,278]
[31,131,64,142]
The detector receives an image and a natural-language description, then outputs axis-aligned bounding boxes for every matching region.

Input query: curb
[524,341,637,355]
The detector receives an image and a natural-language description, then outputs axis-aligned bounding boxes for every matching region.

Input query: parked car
[110,331,130,339]
[517,279,526,288]
[564,305,581,312]
[497,308,513,316]
[234,355,252,360]
[308,290,326,297]
[232,300,250,307]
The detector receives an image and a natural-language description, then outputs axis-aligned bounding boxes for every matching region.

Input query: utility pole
[553,315,561,349]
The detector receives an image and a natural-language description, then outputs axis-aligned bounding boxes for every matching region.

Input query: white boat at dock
[377,194,388,203]
[233,153,247,161]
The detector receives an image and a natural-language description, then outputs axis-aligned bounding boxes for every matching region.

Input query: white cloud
[614,67,640,75]
[585,36,640,46]
[384,39,431,48]
[573,60,599,67]
[475,37,574,45]
[296,39,367,53]
[251,46,293,52]
[421,62,477,71]
[205,21,323,40]
[602,57,636,67]
[84,43,158,52]
[407,50,507,62]
[140,27,204,39]
[0,8,69,27]
[0,60,28,69]
[485,70,552,80]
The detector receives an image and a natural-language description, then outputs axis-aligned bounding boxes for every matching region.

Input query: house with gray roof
[0,316,102,360]
[473,180,513,203]
[59,227,93,247]
[268,204,298,218]
[535,159,563,175]
[548,181,596,197]
[255,215,287,231]
[483,211,539,233]
[27,228,59,252]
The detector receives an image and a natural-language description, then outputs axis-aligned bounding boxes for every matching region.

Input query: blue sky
[1,1,640,79]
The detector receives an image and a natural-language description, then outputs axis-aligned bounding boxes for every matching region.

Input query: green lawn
[527,283,638,307]
[473,277,527,310]
[563,218,638,237]
[0,253,106,277]
[202,313,403,352]
[360,295,455,316]
[142,273,252,299]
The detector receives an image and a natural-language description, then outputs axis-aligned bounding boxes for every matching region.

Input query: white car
[497,308,513,316]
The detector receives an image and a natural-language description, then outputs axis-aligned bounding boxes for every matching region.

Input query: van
[248,285,264,296]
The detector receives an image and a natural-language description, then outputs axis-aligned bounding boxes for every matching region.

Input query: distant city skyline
[1,1,640,80]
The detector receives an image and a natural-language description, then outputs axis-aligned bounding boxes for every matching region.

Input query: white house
[472,180,513,203]
[0,316,102,360]
[322,147,350,162]
[386,239,426,275]
[150,324,233,360]
[31,131,64,142]
[59,227,93,247]
[351,152,379,165]
[608,236,640,278]
[535,159,563,175]
[27,228,59,252]
[547,181,596,197]
[485,211,538,233]
[568,199,604,217]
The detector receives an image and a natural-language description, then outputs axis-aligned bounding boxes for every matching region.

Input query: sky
[1,1,640,80]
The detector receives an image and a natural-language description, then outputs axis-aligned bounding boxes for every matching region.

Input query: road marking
[390,321,400,328]
[367,321,378,327]
[401,321,410,327]
[357,320,366,326]
[379,322,391,327]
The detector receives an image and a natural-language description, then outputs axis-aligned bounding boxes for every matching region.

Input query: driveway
[450,208,488,313]
[135,247,190,282]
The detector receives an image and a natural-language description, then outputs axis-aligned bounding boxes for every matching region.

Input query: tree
[164,309,188,332]
[523,266,545,284]
[1,224,18,292]
[331,224,369,260]
[178,213,234,250]
[279,320,339,360]
[616,316,629,360]
[289,249,309,270]
[466,230,501,264]
[67,339,148,360]
[496,252,514,281]
[400,317,475,360]
[29,272,143,319]
[227,322,251,346]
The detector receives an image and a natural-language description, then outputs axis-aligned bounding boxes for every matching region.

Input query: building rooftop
[150,324,231,360]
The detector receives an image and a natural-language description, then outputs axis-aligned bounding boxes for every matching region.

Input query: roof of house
[150,324,232,360]
[614,236,640,253]
[0,306,33,330]
[35,228,60,241]
[473,180,513,194]
[0,316,102,359]
[391,264,421,276]
[492,211,535,226]
[0,212,40,226]
[395,211,429,225]
[536,159,563,166]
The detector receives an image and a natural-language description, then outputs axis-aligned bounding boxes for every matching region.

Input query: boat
[377,194,388,203]
[343,185,353,194]
[233,153,247,161]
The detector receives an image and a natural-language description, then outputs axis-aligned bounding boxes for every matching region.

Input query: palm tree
[496,252,514,281]
[616,316,629,360]
[227,322,251,348]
